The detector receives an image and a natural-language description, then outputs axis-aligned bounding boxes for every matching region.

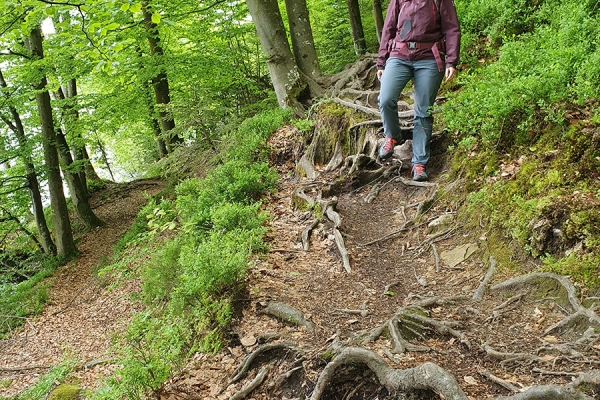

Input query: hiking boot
[379,137,397,160]
[412,164,428,181]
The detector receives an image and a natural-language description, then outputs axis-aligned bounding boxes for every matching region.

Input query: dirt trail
[0,179,165,397]
[162,128,599,400]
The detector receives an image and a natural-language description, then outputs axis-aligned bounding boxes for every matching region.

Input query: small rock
[240,335,257,347]
[427,213,455,228]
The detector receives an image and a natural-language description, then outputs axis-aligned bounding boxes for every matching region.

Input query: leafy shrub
[94,109,283,398]
[141,239,183,302]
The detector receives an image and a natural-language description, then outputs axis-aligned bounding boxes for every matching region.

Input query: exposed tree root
[491,272,582,312]
[309,347,468,400]
[354,306,470,353]
[479,369,520,393]
[481,343,541,366]
[301,218,319,250]
[494,385,594,400]
[333,228,351,273]
[228,342,298,385]
[229,365,271,400]
[261,302,314,332]
[490,272,600,340]
[472,256,497,302]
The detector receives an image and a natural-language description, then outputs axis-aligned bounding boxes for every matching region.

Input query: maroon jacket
[376,0,461,69]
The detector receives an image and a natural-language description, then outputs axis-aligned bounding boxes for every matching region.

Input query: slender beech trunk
[0,70,56,255]
[28,27,77,258]
[284,0,321,78]
[347,0,367,55]
[65,79,103,188]
[373,0,384,43]
[56,82,88,200]
[141,2,181,151]
[246,0,307,114]
[144,82,169,158]
[54,86,104,230]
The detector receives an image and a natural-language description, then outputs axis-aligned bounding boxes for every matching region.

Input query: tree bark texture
[143,81,168,158]
[246,0,307,114]
[65,78,100,191]
[28,27,77,258]
[54,87,104,230]
[347,0,367,55]
[372,0,384,43]
[142,2,181,150]
[0,68,56,255]
[284,0,321,78]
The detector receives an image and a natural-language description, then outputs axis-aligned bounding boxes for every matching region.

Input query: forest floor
[157,127,600,399]
[0,179,165,397]
[1,114,599,399]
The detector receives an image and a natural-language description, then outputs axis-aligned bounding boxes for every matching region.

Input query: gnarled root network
[309,347,468,400]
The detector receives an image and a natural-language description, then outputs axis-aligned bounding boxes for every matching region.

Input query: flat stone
[441,243,478,267]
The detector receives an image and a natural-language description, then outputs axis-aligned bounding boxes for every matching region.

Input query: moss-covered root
[490,272,600,339]
[309,347,468,400]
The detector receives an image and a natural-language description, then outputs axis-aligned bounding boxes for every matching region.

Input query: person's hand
[377,69,384,81]
[445,66,456,82]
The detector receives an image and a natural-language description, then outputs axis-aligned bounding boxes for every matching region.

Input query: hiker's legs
[379,58,413,141]
[411,59,444,166]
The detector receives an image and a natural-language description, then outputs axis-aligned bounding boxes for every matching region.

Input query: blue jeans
[378,58,443,165]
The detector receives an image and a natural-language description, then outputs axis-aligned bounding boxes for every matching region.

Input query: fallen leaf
[543,335,560,343]
[464,375,478,385]
[538,354,555,361]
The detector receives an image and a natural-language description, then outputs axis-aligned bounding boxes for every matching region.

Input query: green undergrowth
[90,108,291,399]
[0,254,59,339]
[432,0,600,288]
[446,119,600,287]
[0,359,79,400]
[438,0,600,287]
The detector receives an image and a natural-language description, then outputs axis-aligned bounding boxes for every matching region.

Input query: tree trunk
[54,87,104,230]
[246,0,307,114]
[284,0,321,79]
[141,2,181,151]
[144,81,169,158]
[28,27,77,258]
[0,69,56,255]
[347,0,367,55]
[372,0,384,43]
[65,79,103,189]
[80,145,103,183]
[56,127,105,230]
[55,79,90,199]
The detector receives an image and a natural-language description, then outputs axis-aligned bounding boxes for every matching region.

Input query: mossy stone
[48,384,82,400]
